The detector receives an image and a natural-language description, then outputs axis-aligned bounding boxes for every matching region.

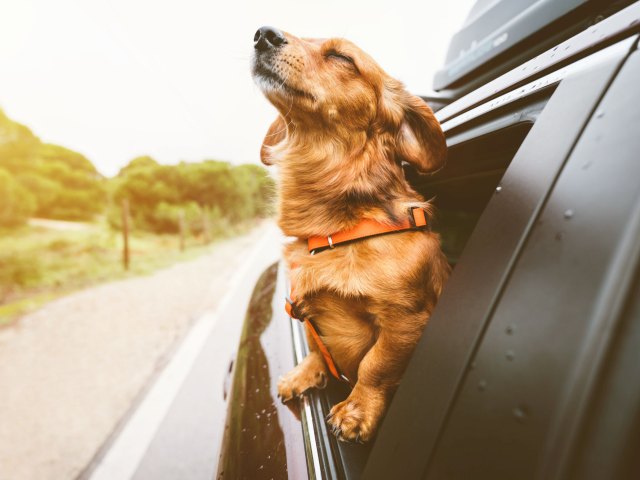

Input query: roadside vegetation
[0,108,274,324]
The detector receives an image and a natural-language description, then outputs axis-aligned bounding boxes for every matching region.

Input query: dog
[251,26,450,443]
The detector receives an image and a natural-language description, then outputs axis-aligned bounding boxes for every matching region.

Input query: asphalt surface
[87,223,282,480]
[0,222,282,480]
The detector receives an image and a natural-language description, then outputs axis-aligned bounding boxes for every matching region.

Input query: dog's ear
[396,94,447,174]
[260,115,287,165]
[379,81,447,174]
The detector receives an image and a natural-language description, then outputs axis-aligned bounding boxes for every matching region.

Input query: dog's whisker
[261,89,296,142]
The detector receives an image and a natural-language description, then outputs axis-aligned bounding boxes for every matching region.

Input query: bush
[0,248,44,303]
[0,168,36,227]
[112,158,275,234]
[150,202,201,234]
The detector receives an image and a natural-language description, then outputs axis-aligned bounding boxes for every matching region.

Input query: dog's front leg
[278,324,329,402]
[327,323,421,443]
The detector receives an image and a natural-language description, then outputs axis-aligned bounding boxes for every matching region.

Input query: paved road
[0,222,282,480]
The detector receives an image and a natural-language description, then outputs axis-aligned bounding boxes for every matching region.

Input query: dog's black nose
[254,26,287,51]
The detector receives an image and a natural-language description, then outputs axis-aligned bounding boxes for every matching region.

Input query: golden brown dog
[252,26,450,442]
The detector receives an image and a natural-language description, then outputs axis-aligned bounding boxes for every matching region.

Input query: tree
[117,155,159,177]
[0,110,105,222]
[112,159,274,233]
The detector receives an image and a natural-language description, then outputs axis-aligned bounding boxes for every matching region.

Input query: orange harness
[285,207,430,385]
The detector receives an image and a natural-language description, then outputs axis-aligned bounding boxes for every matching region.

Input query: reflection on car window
[409,123,534,265]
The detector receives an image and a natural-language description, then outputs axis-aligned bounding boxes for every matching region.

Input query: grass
[0,220,251,326]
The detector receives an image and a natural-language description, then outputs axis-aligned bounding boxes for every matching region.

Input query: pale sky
[0,0,474,177]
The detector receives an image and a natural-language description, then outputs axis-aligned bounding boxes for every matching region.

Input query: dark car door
[363,32,640,480]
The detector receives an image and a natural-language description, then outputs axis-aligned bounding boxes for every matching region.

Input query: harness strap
[307,207,429,253]
[285,294,350,384]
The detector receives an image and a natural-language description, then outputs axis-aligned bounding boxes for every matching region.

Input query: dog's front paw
[327,391,385,443]
[277,354,328,402]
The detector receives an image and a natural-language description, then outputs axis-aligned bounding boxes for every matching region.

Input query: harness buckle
[408,207,419,228]
[408,206,429,230]
[327,235,335,248]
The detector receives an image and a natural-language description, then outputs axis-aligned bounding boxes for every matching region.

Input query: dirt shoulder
[0,222,272,480]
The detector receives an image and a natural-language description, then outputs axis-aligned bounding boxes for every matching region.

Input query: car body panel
[362,35,638,480]
[436,1,640,123]
[217,264,308,480]
[534,47,640,480]
[433,0,636,101]
[567,267,640,480]
[426,45,640,480]
[434,0,589,90]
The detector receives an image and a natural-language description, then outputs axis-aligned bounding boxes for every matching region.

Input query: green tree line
[0,109,274,231]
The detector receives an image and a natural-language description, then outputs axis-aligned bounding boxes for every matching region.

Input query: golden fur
[252,29,450,442]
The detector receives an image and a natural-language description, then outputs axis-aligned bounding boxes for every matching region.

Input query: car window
[407,98,547,265]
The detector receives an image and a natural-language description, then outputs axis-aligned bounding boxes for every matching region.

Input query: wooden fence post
[202,207,211,245]
[179,209,186,252]
[121,199,130,270]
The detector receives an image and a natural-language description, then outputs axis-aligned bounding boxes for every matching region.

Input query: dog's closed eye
[325,51,358,71]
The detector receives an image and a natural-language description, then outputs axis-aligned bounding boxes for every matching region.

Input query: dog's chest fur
[283,231,449,381]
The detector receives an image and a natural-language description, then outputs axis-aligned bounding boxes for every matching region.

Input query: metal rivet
[496,186,502,193]
[513,406,528,422]
[564,209,574,219]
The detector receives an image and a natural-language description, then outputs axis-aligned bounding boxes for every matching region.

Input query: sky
[0,0,474,177]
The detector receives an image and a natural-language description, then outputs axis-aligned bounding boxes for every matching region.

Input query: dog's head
[251,26,446,175]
